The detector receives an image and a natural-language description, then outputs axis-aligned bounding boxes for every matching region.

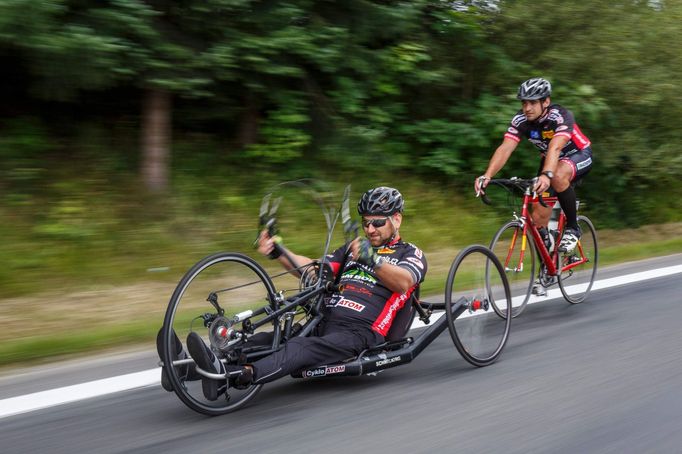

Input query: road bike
[159,183,513,415]
[481,177,598,318]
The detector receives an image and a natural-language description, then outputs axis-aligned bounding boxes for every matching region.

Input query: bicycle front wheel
[162,252,278,416]
[445,245,512,367]
[489,220,535,318]
[558,216,598,304]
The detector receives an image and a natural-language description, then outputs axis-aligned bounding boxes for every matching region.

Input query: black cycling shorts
[539,146,593,185]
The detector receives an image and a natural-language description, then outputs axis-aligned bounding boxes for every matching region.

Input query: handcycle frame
[161,183,512,415]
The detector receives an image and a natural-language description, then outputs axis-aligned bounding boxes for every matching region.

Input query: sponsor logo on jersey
[336,298,366,312]
[529,139,548,150]
[507,127,518,134]
[548,110,565,124]
[542,130,555,139]
[377,247,395,254]
[414,247,423,259]
[343,283,373,297]
[342,268,377,284]
[576,157,592,170]
[384,257,399,265]
[303,365,346,378]
[556,125,569,132]
[530,130,541,139]
[376,292,411,332]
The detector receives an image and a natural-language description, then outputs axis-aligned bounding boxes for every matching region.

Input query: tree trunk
[141,88,171,192]
[236,93,260,148]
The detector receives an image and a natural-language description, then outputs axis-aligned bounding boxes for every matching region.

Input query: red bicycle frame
[503,187,588,277]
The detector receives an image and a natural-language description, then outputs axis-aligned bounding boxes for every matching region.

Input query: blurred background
[1,0,681,367]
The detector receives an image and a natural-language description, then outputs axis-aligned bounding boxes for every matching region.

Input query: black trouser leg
[250,329,375,384]
[557,186,579,230]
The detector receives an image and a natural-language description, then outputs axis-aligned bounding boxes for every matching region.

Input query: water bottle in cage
[544,201,562,253]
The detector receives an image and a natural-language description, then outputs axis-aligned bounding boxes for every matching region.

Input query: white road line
[1,263,681,419]
[0,369,160,419]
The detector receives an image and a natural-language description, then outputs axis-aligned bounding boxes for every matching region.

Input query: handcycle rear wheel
[445,245,512,367]
[161,252,279,416]
[557,215,598,304]
[489,220,536,318]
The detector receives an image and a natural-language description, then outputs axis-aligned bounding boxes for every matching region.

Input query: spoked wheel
[445,245,512,367]
[161,252,279,416]
[557,215,598,304]
[489,220,536,318]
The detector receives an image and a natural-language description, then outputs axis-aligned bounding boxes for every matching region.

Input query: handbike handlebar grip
[268,238,284,259]
[480,193,493,206]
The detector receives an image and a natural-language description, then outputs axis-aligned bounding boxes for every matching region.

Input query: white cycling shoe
[559,227,581,253]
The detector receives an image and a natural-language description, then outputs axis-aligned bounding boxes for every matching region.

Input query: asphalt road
[1,254,681,454]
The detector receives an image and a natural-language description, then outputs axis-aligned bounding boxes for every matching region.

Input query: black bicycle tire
[558,215,599,304]
[445,245,512,367]
[162,252,277,416]
[489,220,535,318]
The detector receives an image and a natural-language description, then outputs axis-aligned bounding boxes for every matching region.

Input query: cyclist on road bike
[180,187,428,400]
[474,78,593,294]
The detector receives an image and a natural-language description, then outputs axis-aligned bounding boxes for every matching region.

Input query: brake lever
[341,184,358,243]
[530,177,549,208]
[255,192,283,246]
[255,193,272,246]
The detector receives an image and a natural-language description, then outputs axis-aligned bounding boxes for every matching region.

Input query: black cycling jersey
[504,104,591,157]
[323,237,427,337]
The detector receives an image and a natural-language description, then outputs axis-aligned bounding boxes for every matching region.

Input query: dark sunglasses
[362,217,390,229]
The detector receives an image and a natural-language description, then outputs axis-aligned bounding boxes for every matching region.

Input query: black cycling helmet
[517,77,552,100]
[357,187,404,216]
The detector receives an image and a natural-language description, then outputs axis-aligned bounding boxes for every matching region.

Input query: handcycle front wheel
[445,245,512,367]
[489,220,536,318]
[162,252,280,416]
[557,215,598,304]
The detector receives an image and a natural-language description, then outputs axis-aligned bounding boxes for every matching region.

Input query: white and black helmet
[517,77,552,100]
[357,187,404,216]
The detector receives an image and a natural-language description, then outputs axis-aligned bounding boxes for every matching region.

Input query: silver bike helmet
[517,77,552,100]
[357,187,404,216]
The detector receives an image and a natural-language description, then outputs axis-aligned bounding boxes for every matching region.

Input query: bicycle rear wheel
[557,216,598,304]
[162,252,281,416]
[445,245,512,367]
[489,220,535,318]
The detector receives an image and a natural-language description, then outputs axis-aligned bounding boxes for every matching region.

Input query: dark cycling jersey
[323,237,427,337]
[504,104,591,157]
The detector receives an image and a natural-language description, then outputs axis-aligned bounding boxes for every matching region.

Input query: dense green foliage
[1,0,681,297]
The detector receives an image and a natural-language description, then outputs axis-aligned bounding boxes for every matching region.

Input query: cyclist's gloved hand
[355,238,385,270]
[268,237,284,260]
[257,229,284,259]
[475,175,490,197]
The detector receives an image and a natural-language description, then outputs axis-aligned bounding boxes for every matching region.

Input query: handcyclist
[474,77,593,295]
[182,187,428,400]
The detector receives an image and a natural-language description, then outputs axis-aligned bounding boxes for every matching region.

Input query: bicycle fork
[503,226,528,273]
